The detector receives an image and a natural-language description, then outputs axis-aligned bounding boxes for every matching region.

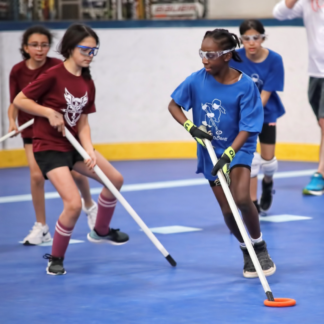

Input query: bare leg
[73,151,123,200]
[71,170,93,208]
[24,144,46,225]
[212,167,261,241]
[47,167,82,228]
[250,177,258,201]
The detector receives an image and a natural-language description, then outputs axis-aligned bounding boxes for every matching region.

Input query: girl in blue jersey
[230,20,285,214]
[168,29,276,278]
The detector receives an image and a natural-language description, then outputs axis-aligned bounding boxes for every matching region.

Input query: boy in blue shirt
[230,19,285,213]
[168,29,276,278]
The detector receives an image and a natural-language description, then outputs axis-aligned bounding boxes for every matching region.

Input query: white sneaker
[81,199,98,230]
[23,222,52,245]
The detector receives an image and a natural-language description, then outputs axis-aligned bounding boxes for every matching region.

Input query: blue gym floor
[0,160,323,324]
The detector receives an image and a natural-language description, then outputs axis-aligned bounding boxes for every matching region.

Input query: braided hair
[203,29,242,62]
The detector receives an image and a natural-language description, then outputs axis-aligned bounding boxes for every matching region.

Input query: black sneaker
[253,200,261,214]
[43,254,66,275]
[254,241,276,277]
[87,228,129,245]
[240,246,257,278]
[260,179,274,212]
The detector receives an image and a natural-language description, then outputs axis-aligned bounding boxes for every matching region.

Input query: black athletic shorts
[23,138,33,145]
[34,150,84,180]
[208,164,251,187]
[259,123,276,145]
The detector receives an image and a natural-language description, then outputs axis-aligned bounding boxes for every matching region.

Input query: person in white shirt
[273,0,324,196]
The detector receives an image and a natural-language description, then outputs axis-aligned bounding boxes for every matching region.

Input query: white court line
[0,168,316,204]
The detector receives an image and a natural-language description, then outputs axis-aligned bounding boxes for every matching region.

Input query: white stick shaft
[204,140,272,294]
[65,127,170,258]
[0,119,34,143]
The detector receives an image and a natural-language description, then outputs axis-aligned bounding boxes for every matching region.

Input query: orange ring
[264,298,296,307]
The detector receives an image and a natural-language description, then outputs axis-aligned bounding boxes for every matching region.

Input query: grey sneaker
[87,228,129,245]
[43,254,66,276]
[254,240,276,277]
[240,246,257,278]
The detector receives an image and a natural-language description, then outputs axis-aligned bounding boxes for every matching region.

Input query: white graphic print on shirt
[201,98,227,141]
[251,73,263,91]
[62,88,88,127]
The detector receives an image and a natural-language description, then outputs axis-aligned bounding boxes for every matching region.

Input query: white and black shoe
[240,241,276,278]
[43,254,66,275]
[81,199,98,230]
[254,240,276,276]
[23,222,52,245]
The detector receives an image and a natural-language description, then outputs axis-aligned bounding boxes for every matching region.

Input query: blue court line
[0,169,316,204]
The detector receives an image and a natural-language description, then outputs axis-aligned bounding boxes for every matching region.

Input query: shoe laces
[43,253,53,261]
[43,253,64,261]
[109,228,120,234]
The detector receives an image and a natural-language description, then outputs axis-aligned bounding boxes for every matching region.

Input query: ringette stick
[65,127,176,267]
[0,119,34,143]
[202,129,274,301]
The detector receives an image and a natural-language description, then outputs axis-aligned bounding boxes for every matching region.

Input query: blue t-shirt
[230,48,285,123]
[171,68,263,180]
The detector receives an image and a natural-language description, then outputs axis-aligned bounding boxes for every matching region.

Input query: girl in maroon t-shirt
[8,26,98,247]
[14,24,129,276]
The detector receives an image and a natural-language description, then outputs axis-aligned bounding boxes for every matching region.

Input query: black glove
[211,147,235,185]
[184,120,213,147]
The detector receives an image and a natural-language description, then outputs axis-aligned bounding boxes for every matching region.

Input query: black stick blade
[266,291,275,301]
[166,255,177,267]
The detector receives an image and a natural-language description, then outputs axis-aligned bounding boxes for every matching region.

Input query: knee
[113,172,124,190]
[30,170,44,187]
[235,196,250,212]
[261,156,278,177]
[64,198,82,219]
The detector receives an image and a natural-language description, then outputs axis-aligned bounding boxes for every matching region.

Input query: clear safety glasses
[76,45,99,57]
[27,43,50,49]
[240,34,265,42]
[199,48,235,60]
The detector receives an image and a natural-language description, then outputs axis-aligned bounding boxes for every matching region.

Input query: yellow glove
[184,120,213,147]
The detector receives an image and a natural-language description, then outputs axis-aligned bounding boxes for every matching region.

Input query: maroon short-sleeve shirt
[22,63,96,152]
[9,57,62,138]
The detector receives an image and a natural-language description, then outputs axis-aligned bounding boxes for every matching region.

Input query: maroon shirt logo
[62,88,88,127]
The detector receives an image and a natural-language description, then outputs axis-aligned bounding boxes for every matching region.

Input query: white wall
[0,25,320,150]
[207,0,280,19]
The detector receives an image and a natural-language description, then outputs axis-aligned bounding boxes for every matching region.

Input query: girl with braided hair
[168,29,276,278]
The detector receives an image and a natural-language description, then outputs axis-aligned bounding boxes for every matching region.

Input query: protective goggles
[199,48,235,60]
[76,45,99,56]
[240,34,265,42]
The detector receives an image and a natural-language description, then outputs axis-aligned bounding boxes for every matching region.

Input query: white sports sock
[239,242,246,248]
[251,233,263,244]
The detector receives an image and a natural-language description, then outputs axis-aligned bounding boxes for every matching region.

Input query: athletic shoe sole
[23,237,52,246]
[46,267,66,276]
[87,233,128,246]
[243,264,276,278]
[302,188,324,196]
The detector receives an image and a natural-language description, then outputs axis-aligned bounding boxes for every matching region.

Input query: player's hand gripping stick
[0,119,34,143]
[64,127,176,267]
[184,120,213,147]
